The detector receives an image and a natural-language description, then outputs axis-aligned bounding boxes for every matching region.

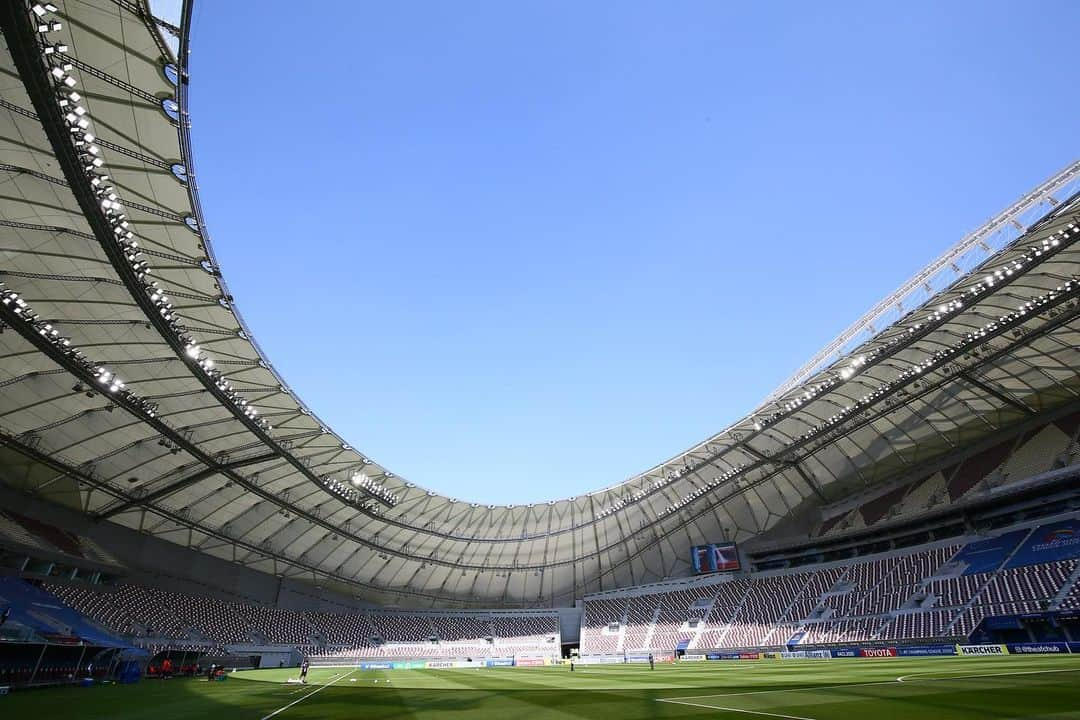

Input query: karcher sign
[956,644,1009,656]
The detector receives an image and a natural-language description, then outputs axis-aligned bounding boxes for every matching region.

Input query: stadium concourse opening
[1,1,1079,718]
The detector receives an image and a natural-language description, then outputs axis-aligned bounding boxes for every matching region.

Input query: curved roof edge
[172,0,1080,511]
[766,162,1080,403]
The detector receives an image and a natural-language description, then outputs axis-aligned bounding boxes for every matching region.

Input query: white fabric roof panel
[0,1,1077,608]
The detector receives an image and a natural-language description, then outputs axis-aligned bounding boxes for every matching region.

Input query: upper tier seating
[47,581,559,656]
[579,520,1080,653]
[0,511,122,566]
[815,414,1080,538]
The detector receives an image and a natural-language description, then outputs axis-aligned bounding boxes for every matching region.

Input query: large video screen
[691,543,740,574]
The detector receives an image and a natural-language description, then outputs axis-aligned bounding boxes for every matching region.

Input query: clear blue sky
[185,1,1077,504]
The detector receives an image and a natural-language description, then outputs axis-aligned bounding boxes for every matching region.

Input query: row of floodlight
[789,229,1076,440]
[351,471,398,506]
[28,4,423,516]
[753,228,1071,434]
[33,4,272,438]
[315,471,399,508]
[594,462,753,520]
[599,223,1075,522]
[1,284,160,420]
[29,4,1072,529]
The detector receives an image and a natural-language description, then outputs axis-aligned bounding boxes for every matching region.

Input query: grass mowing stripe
[655,663,1080,719]
[895,667,1080,683]
[14,655,1073,719]
[258,670,354,720]
[658,697,817,719]
[657,664,1080,704]
[660,678,905,701]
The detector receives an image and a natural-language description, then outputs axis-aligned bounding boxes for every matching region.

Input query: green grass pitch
[5,655,1080,719]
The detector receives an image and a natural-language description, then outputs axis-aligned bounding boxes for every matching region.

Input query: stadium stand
[0,512,51,552]
[0,479,1076,684]
[1,3,1080,710]
[3,438,1075,673]
[0,577,123,647]
[239,606,317,645]
[308,610,375,648]
[578,512,1080,654]
[580,596,627,654]
[816,415,1080,539]
[0,510,124,571]
[43,581,559,658]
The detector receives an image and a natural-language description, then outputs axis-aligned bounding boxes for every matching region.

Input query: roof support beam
[0,430,457,606]
[0,298,475,570]
[4,2,1075,595]
[961,372,1036,416]
[769,161,1080,400]
[0,5,396,529]
[658,297,1080,545]
[741,444,770,462]
[681,213,1077,479]
[95,450,279,520]
[785,459,826,501]
[2,288,634,571]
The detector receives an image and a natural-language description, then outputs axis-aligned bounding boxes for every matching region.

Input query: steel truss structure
[0,1,1077,608]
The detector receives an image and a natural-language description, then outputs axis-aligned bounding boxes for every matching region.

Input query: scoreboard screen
[691,543,740,574]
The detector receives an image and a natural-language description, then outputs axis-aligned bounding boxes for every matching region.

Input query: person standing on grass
[649,653,654,670]
[299,658,310,684]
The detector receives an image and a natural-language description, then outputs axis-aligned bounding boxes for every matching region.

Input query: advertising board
[956,644,1009,656]
[858,647,897,658]
[1006,642,1070,654]
[896,645,957,657]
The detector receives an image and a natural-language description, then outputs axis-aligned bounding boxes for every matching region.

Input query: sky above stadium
[184,1,1078,504]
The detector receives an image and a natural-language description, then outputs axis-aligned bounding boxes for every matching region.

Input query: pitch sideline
[895,667,1080,683]
[655,665,1080,713]
[259,670,356,720]
[657,697,817,719]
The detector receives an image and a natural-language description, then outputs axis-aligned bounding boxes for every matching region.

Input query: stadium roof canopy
[0,0,1078,608]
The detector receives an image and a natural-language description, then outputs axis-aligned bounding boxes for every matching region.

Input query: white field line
[657,666,1080,707]
[895,667,1080,683]
[657,698,816,720]
[659,679,903,701]
[260,671,354,720]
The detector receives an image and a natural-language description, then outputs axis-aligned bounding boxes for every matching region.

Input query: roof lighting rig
[313,472,398,511]
[611,219,1076,524]
[656,463,751,518]
[593,462,749,520]
[795,231,1077,437]
[321,475,359,504]
[29,2,272,434]
[352,472,399,507]
[753,225,1076,437]
[16,3,1078,550]
[19,2,415,533]
[593,465,751,521]
[1,284,160,419]
[592,466,689,520]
